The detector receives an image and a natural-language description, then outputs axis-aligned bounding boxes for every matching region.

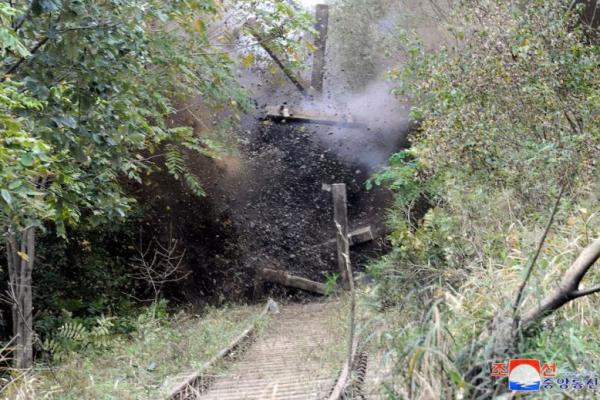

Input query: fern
[58,321,86,341]
[184,172,206,197]
[165,144,186,179]
[88,316,114,349]
[164,144,206,197]
[43,316,116,362]
[42,338,65,362]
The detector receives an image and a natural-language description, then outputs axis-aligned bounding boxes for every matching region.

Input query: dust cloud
[300,81,413,171]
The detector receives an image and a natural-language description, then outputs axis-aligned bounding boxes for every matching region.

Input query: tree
[0,0,312,368]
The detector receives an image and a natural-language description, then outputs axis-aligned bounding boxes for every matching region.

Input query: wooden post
[331,183,356,387]
[331,183,350,290]
[311,4,329,94]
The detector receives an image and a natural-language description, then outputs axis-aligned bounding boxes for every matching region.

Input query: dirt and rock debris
[130,1,419,305]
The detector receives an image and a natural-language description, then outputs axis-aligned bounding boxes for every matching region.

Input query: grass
[364,201,600,399]
[319,285,399,397]
[4,303,268,400]
[319,294,352,373]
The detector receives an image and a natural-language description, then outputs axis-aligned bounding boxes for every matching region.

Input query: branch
[572,285,600,299]
[244,19,309,94]
[130,227,189,301]
[512,183,566,317]
[520,237,600,328]
[1,22,116,81]
[1,36,49,81]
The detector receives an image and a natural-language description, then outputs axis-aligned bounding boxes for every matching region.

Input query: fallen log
[265,105,366,128]
[261,267,328,295]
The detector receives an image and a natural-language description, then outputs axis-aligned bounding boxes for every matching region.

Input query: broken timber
[265,105,366,128]
[261,267,328,295]
[311,5,329,94]
[321,226,374,247]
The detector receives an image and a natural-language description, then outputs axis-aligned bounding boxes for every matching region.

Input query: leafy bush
[369,1,600,398]
[41,315,115,362]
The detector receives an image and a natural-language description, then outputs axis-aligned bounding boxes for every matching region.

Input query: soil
[131,101,407,307]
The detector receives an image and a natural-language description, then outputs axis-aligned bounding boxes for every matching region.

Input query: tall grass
[3,303,267,400]
[368,193,600,399]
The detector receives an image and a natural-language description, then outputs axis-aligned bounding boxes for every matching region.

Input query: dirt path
[198,301,343,400]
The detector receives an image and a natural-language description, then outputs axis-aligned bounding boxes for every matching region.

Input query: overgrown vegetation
[0,0,312,371]
[3,0,598,398]
[3,302,266,399]
[369,0,600,398]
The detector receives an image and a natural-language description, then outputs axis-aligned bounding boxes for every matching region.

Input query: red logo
[491,362,509,377]
[492,360,556,378]
[541,361,557,377]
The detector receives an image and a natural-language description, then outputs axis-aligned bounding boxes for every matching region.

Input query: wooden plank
[318,226,375,248]
[245,20,309,94]
[310,4,329,93]
[261,268,328,295]
[332,183,350,290]
[348,226,374,245]
[265,105,365,128]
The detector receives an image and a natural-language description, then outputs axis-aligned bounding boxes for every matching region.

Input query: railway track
[197,301,342,400]
[167,299,389,400]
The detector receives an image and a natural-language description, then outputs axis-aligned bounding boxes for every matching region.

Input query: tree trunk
[6,226,35,369]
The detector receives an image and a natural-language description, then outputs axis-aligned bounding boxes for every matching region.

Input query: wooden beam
[265,105,365,128]
[319,226,375,248]
[245,20,309,94]
[310,4,329,94]
[332,183,351,290]
[347,226,374,245]
[261,268,328,295]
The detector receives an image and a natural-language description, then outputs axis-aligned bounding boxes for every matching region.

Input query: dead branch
[130,227,190,302]
[244,19,309,94]
[520,237,600,328]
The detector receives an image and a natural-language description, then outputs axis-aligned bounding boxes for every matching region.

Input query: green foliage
[368,149,440,210]
[31,218,142,341]
[42,314,115,362]
[374,0,600,298]
[370,1,600,397]
[39,300,169,363]
[0,0,312,236]
[164,143,206,197]
[236,0,315,72]
[26,303,265,399]
[394,1,599,203]
[0,0,312,366]
[324,272,339,295]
